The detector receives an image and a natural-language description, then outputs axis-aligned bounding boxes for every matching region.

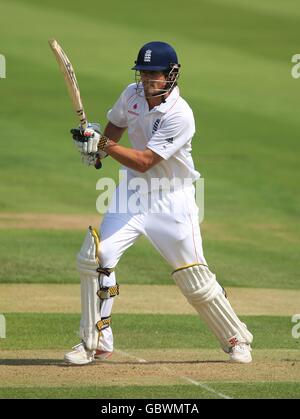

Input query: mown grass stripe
[0,228,299,289]
[0,313,299,350]
[0,382,299,399]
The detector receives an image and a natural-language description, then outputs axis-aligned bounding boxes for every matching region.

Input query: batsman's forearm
[103,122,126,143]
[105,142,150,173]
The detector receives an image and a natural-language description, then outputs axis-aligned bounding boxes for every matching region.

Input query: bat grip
[95,157,102,169]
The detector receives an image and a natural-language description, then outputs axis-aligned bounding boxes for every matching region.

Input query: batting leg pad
[172,264,253,352]
[76,226,118,351]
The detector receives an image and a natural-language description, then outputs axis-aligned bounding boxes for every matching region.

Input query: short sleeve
[147,112,195,160]
[106,87,129,128]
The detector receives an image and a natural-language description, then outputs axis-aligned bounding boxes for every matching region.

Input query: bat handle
[95,157,102,169]
[81,122,101,169]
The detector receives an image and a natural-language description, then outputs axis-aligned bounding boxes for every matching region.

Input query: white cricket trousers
[98,180,207,351]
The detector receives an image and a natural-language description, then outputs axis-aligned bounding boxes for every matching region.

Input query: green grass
[0,1,299,288]
[0,230,81,284]
[0,0,299,222]
[0,229,171,285]
[0,382,299,399]
[0,313,299,350]
[0,229,299,289]
[0,0,299,400]
[0,313,299,399]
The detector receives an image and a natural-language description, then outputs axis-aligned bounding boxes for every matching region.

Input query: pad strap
[97,284,119,299]
[97,267,115,277]
[96,316,111,332]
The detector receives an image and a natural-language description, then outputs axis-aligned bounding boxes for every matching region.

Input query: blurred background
[0,0,299,288]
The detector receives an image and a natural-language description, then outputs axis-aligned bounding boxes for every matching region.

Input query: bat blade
[49,39,88,129]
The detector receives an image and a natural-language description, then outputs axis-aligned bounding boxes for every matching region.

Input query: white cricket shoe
[94,349,113,361]
[229,343,252,364]
[64,342,95,365]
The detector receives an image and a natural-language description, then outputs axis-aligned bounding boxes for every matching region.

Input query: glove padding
[71,123,108,164]
[81,153,102,168]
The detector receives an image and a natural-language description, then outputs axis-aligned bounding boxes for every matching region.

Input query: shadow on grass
[0,359,227,366]
[0,359,63,366]
[102,360,227,365]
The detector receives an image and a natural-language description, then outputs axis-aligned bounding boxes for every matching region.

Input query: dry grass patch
[0,213,101,230]
[0,284,299,316]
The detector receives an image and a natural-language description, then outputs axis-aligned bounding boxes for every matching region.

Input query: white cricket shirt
[107,83,200,190]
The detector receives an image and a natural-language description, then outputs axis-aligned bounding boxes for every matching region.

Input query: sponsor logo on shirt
[165,137,174,143]
[128,104,139,116]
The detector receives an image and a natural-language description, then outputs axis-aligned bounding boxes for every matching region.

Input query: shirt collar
[145,86,180,114]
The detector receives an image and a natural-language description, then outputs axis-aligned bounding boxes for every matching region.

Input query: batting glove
[82,126,100,154]
[81,153,102,168]
[71,122,108,159]
[71,122,100,151]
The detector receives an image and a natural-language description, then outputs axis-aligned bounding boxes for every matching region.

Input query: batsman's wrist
[97,135,109,151]
[103,138,117,152]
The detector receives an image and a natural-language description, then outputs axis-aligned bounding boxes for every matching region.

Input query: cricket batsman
[64,41,253,365]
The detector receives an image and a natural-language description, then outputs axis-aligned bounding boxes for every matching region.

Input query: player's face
[139,71,167,97]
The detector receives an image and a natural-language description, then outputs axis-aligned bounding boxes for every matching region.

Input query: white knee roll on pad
[173,265,221,303]
[172,265,253,352]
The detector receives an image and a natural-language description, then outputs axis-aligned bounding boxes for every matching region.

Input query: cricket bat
[49,39,88,129]
[49,39,101,168]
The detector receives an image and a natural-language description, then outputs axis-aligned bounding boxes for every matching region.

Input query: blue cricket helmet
[132,41,179,72]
